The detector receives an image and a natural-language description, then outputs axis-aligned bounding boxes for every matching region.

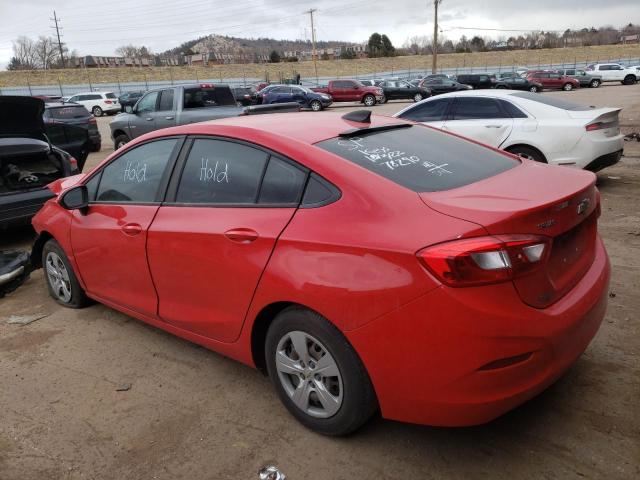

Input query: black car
[231,86,258,106]
[456,73,497,89]
[117,91,144,111]
[494,76,544,93]
[421,78,473,95]
[378,80,431,102]
[43,103,101,152]
[0,96,84,229]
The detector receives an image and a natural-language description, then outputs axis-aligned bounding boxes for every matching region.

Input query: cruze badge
[577,198,590,215]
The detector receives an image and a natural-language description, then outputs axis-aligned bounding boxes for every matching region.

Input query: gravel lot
[1,84,639,480]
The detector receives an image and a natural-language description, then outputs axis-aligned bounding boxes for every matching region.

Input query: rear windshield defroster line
[316,125,518,193]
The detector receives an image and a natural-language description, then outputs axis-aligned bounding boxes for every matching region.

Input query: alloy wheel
[311,100,322,111]
[275,330,343,418]
[364,95,375,106]
[414,93,423,102]
[45,252,72,303]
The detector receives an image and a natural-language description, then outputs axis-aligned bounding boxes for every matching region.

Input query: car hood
[0,96,46,137]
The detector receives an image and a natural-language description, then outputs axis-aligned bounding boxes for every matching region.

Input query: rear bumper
[584,149,623,172]
[0,189,55,229]
[549,133,624,170]
[347,236,610,427]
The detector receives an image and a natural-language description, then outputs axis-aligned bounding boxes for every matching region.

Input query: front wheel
[43,239,91,308]
[265,307,378,436]
[590,79,600,88]
[310,100,323,111]
[363,94,376,107]
[413,93,423,102]
[562,83,573,91]
[529,86,539,93]
[92,106,103,117]
[623,75,637,85]
[114,134,129,150]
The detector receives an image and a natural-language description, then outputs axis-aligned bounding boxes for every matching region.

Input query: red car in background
[312,80,384,106]
[31,110,610,435]
[526,71,581,91]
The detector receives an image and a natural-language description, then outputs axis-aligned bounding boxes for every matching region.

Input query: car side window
[175,139,268,204]
[599,65,609,71]
[610,65,622,70]
[95,138,177,203]
[497,100,527,119]
[452,98,506,120]
[137,92,158,113]
[258,156,307,204]
[158,89,174,111]
[85,171,102,201]
[398,98,450,122]
[68,95,78,102]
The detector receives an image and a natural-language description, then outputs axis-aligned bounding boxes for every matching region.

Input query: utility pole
[51,10,66,68]
[432,0,442,74]
[306,9,318,83]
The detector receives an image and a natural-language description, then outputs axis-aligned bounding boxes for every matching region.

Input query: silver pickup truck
[109,84,243,150]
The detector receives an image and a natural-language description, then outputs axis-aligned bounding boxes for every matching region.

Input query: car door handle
[485,124,503,128]
[224,228,258,244]
[145,117,153,121]
[122,223,142,236]
[165,116,174,120]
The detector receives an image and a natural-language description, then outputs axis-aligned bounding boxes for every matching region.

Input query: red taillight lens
[585,120,618,131]
[417,235,551,287]
[104,100,113,104]
[69,156,78,170]
[89,117,97,124]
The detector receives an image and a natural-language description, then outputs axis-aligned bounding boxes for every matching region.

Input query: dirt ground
[1,84,639,480]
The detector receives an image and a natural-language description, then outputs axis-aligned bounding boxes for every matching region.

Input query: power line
[51,10,66,68]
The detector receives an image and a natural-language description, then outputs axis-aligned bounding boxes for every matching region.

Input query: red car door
[70,137,181,317]
[147,137,307,343]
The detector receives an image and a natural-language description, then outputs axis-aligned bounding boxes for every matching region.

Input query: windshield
[316,125,518,192]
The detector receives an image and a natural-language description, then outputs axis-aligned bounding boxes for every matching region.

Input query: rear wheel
[363,94,376,107]
[562,83,573,91]
[529,85,539,93]
[507,145,547,163]
[589,79,600,88]
[265,307,377,436]
[92,106,103,117]
[42,239,90,308]
[623,75,637,85]
[413,93,423,102]
[310,100,323,111]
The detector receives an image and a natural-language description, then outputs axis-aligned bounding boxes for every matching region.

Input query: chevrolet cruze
[31,110,610,435]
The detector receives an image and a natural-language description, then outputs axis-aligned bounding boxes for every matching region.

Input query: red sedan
[31,110,610,435]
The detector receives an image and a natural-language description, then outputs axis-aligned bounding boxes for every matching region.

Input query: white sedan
[394,90,624,171]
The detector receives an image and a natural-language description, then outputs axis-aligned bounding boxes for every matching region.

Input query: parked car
[378,80,431,102]
[251,84,281,104]
[231,86,258,106]
[456,73,498,89]
[526,71,580,91]
[31,109,610,435]
[43,102,101,152]
[34,95,63,104]
[65,91,120,117]
[109,83,243,149]
[585,63,638,85]
[262,85,332,111]
[0,96,81,229]
[394,90,623,171]
[118,91,145,111]
[420,78,473,95]
[558,69,602,88]
[494,77,543,92]
[359,79,385,87]
[312,80,384,106]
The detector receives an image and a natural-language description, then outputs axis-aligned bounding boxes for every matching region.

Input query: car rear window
[183,86,236,108]
[316,125,518,192]
[47,106,89,119]
[511,92,595,111]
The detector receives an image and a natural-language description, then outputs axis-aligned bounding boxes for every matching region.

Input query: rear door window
[451,98,506,120]
[258,156,307,204]
[397,98,451,122]
[183,86,236,108]
[316,125,517,192]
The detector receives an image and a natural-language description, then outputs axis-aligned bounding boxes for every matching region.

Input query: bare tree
[11,36,37,69]
[116,44,153,57]
[35,36,58,69]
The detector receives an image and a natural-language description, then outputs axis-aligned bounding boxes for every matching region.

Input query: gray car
[559,69,602,88]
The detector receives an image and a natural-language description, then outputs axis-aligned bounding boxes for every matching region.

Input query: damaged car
[0,96,87,229]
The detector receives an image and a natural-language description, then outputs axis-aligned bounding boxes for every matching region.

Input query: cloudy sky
[0,0,637,67]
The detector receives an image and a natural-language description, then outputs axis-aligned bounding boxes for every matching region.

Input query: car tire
[623,75,637,85]
[590,79,600,88]
[507,145,547,163]
[413,93,423,102]
[529,86,539,93]
[496,85,507,89]
[114,134,129,150]
[42,239,91,309]
[562,83,573,91]
[310,100,323,111]
[92,106,103,117]
[363,94,376,107]
[265,306,378,436]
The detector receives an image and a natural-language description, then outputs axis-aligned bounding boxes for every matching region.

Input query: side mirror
[60,185,88,211]
[125,105,134,113]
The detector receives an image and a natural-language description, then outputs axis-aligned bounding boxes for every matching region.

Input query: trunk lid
[0,96,46,138]
[420,161,599,308]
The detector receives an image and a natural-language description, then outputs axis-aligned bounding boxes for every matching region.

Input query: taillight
[69,156,78,170]
[417,235,551,287]
[104,100,113,104]
[89,117,97,124]
[585,120,617,131]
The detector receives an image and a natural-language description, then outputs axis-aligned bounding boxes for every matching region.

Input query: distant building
[620,34,639,44]
[72,55,151,68]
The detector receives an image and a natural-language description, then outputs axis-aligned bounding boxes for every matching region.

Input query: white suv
[66,91,120,117]
[585,63,639,85]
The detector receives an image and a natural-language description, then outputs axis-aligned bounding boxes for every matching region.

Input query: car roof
[149,111,408,145]
[423,90,520,99]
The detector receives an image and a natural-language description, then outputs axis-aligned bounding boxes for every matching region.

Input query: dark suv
[43,103,101,152]
[456,73,497,89]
